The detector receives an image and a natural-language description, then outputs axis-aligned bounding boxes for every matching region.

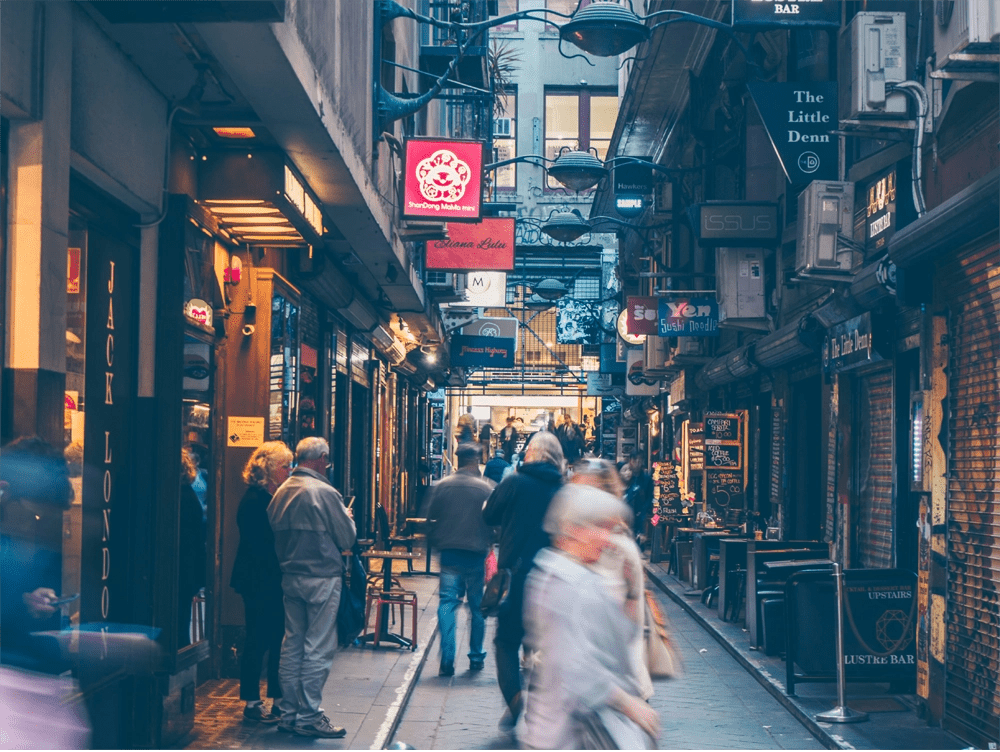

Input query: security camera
[242,324,255,337]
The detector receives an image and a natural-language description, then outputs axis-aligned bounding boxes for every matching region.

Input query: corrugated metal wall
[856,365,895,569]
[941,241,1000,747]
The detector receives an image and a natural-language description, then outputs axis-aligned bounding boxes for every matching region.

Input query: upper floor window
[493,90,517,192]
[544,88,618,188]
[491,0,519,32]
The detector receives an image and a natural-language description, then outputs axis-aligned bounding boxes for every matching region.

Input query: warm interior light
[213,127,257,139]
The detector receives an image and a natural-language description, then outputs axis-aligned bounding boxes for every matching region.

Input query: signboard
[601,342,626,374]
[626,349,659,396]
[705,444,742,468]
[614,163,653,218]
[626,296,660,335]
[557,297,600,345]
[687,421,705,473]
[586,372,625,397]
[403,138,484,222]
[822,312,887,373]
[462,316,518,341]
[707,470,745,510]
[428,218,515,270]
[694,202,780,246]
[184,298,213,327]
[464,271,507,307]
[450,334,515,368]
[733,0,840,28]
[864,167,897,253]
[748,82,838,184]
[227,416,265,447]
[704,413,741,444]
[658,295,720,337]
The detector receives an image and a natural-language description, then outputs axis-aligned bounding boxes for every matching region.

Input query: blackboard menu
[705,443,742,468]
[705,413,741,443]
[653,462,681,511]
[707,470,745,511]
[688,423,704,472]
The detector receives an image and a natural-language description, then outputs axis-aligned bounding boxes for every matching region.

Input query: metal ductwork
[695,343,758,391]
[725,345,757,380]
[753,317,818,369]
[697,356,733,391]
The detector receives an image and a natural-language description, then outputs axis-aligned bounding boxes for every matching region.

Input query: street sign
[428,218,515,270]
[694,202,780,246]
[450,334,515,368]
[403,138,485,222]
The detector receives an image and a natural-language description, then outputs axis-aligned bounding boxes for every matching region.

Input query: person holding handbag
[518,484,660,749]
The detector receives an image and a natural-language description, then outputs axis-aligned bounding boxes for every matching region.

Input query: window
[544,89,619,188]
[491,0,519,32]
[493,90,517,192]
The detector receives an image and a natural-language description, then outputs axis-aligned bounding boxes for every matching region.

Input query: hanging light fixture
[559,1,651,57]
[547,150,609,191]
[541,209,592,242]
[532,278,569,301]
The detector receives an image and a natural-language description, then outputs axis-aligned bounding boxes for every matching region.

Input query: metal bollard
[815,562,869,723]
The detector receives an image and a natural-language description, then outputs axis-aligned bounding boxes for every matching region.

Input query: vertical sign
[83,235,135,629]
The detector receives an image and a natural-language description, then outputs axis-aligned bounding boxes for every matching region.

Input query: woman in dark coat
[229,441,293,723]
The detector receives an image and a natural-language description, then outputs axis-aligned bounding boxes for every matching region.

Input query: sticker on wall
[184,298,213,327]
[227,416,265,448]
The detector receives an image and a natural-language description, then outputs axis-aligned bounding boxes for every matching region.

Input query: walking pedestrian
[518,484,659,749]
[570,459,654,701]
[456,406,476,444]
[556,414,586,465]
[483,449,510,485]
[426,444,494,677]
[483,431,565,728]
[230,441,293,723]
[499,416,519,460]
[478,420,493,463]
[267,437,356,738]
[623,451,654,543]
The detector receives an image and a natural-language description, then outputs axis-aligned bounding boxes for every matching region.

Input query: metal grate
[941,241,1000,748]
[856,366,894,569]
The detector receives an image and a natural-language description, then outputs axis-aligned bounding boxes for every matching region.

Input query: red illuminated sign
[403,138,484,222]
[626,296,659,335]
[426,218,515,271]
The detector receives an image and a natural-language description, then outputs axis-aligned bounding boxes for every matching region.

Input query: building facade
[596,1,998,746]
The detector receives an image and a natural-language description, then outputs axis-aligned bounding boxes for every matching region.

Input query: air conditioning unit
[493,117,515,138]
[840,12,907,119]
[643,335,672,374]
[717,248,767,330]
[796,181,857,282]
[933,0,1000,76]
[674,337,706,358]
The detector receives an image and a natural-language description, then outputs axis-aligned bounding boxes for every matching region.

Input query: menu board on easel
[682,420,704,500]
[704,412,747,515]
[652,462,681,513]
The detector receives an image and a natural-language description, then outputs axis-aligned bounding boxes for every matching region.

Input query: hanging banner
[450,334,515,368]
[732,0,841,28]
[462,316,518,340]
[557,298,600,345]
[429,218,515,270]
[658,295,720,337]
[626,296,660,335]
[403,138,485,222]
[748,81,838,184]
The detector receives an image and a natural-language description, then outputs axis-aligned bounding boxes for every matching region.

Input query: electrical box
[840,12,907,119]
[716,248,767,329]
[796,181,856,279]
[933,0,1000,76]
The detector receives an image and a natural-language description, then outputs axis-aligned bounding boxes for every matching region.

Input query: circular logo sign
[479,323,501,337]
[416,149,472,203]
[798,151,821,174]
[617,309,646,346]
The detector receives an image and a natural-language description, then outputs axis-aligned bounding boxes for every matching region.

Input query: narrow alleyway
[390,586,823,750]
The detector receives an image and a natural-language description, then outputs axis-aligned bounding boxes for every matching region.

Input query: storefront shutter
[856,365,894,569]
[941,240,1000,746]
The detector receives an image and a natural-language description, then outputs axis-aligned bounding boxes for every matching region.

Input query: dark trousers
[493,572,526,717]
[240,588,285,701]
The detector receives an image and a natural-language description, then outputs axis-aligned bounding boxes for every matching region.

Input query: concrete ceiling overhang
[193,21,440,337]
[592,0,727,218]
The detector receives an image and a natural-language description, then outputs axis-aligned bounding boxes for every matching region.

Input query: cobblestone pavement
[391,585,823,750]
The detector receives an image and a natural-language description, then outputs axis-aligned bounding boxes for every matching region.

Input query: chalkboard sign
[707,470,745,511]
[769,405,784,506]
[705,443,742,469]
[705,413,741,443]
[688,423,704,472]
[653,462,681,510]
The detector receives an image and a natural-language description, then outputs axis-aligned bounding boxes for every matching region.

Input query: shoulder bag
[644,589,682,678]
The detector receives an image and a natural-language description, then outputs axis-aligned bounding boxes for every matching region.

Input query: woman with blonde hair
[229,441,293,723]
[569,458,654,702]
[518,483,659,748]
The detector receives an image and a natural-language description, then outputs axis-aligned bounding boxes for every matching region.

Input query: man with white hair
[267,437,356,738]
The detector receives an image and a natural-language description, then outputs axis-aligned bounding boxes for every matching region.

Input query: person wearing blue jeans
[426,443,494,676]
[438,549,487,671]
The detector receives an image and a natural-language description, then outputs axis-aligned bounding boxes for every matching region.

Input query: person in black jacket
[499,416,519,461]
[179,448,208,650]
[482,431,565,729]
[229,441,293,723]
[483,449,510,485]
